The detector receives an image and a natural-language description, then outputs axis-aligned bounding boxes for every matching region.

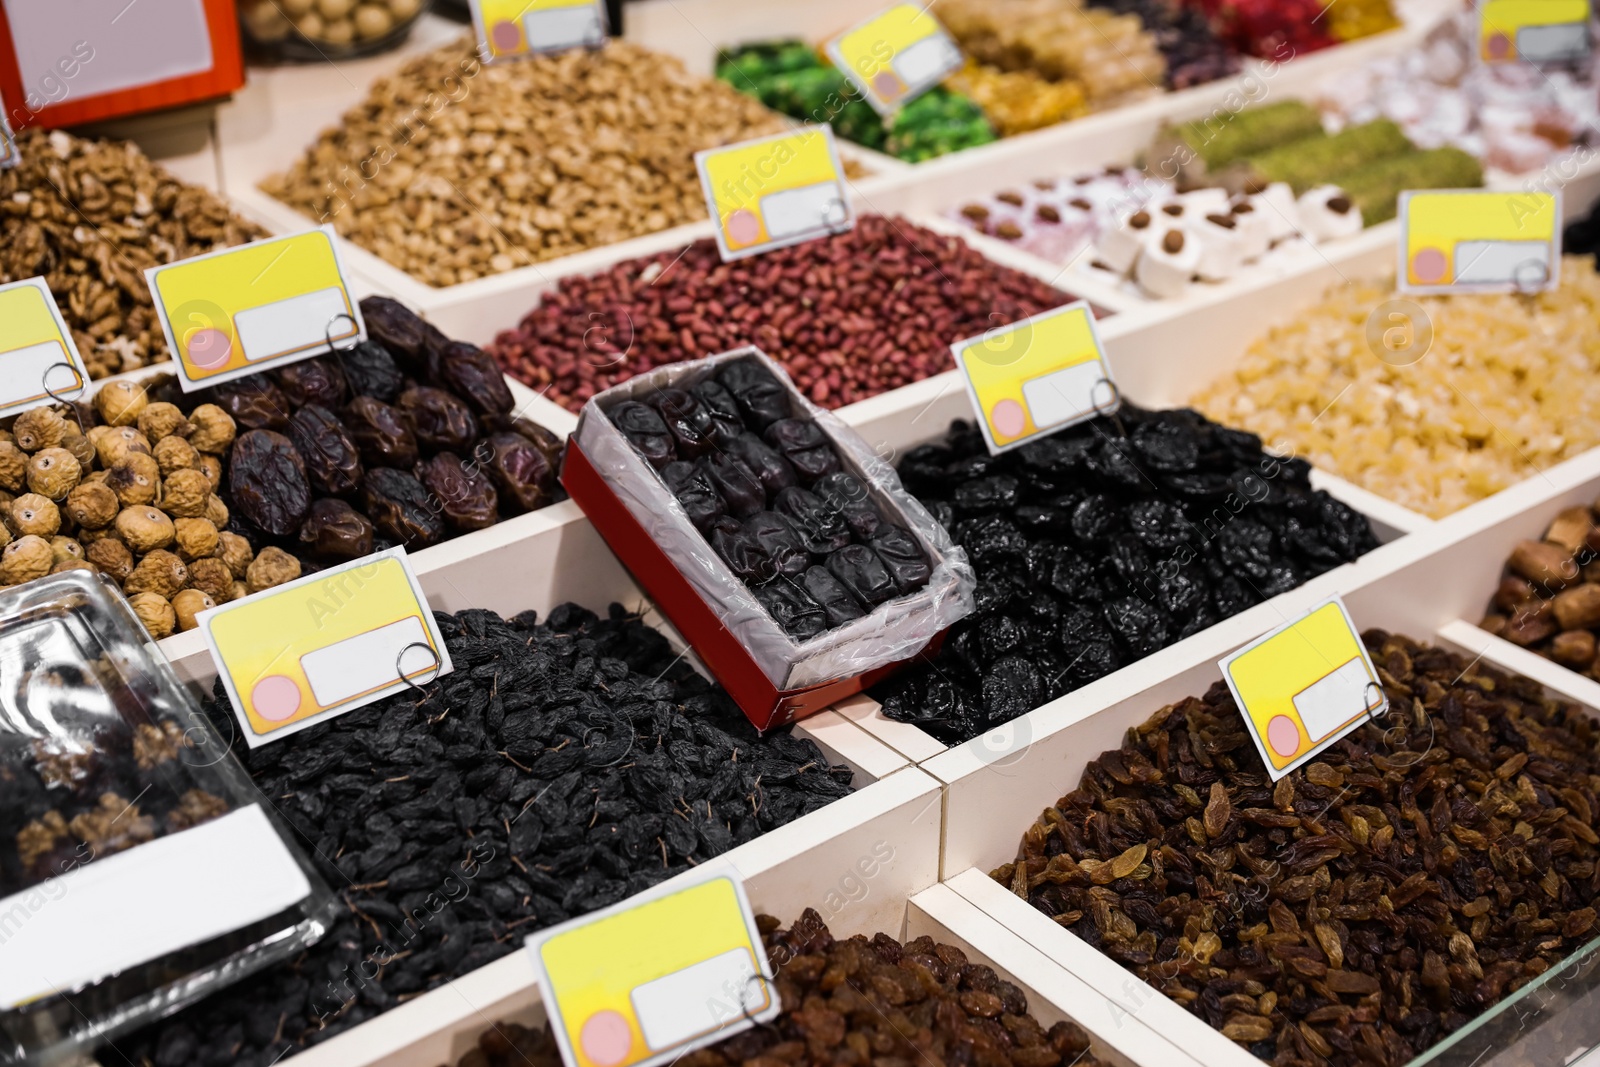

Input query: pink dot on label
[251,675,302,722]
[579,1010,632,1067]
[726,209,761,246]
[991,398,1026,439]
[1267,714,1301,758]
[492,20,522,53]
[873,71,902,101]
[1411,247,1447,284]
[186,327,233,369]
[1488,31,1510,59]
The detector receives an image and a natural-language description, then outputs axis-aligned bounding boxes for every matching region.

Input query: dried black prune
[663,460,725,533]
[800,566,866,627]
[690,379,744,446]
[228,429,311,538]
[650,388,715,459]
[398,386,478,454]
[764,419,841,486]
[754,582,828,640]
[432,341,514,415]
[343,396,419,469]
[286,404,363,497]
[210,375,290,430]
[359,295,429,365]
[870,525,931,594]
[416,452,498,532]
[718,362,789,430]
[725,432,796,497]
[274,357,348,409]
[298,497,375,560]
[361,467,445,548]
[773,487,850,555]
[476,432,554,514]
[745,511,809,580]
[814,471,884,540]
[709,516,776,585]
[700,454,765,519]
[826,545,898,607]
[338,340,405,403]
[611,401,674,470]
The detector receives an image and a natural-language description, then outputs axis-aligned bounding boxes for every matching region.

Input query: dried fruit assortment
[873,410,1378,744]
[1482,506,1600,675]
[1086,0,1239,89]
[119,604,854,1065]
[1180,0,1342,55]
[261,40,789,286]
[0,129,266,379]
[615,363,931,639]
[1191,258,1600,518]
[490,215,1074,411]
[994,630,1600,1067]
[448,911,1107,1067]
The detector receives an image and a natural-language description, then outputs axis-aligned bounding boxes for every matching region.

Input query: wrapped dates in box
[563,348,975,728]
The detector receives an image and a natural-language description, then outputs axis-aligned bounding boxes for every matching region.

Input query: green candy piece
[1246,120,1413,194]
[1165,100,1324,171]
[1336,147,1485,225]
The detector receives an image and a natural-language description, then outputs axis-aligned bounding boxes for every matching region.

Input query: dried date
[476,432,554,514]
[274,357,348,410]
[415,452,498,532]
[298,497,375,561]
[210,375,290,431]
[431,341,514,416]
[227,430,311,538]
[338,341,406,403]
[361,467,445,548]
[286,405,363,496]
[343,396,419,469]
[398,387,478,454]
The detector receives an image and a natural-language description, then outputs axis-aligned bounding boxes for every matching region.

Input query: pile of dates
[613,362,931,640]
[995,631,1600,1067]
[874,409,1378,743]
[121,603,853,1066]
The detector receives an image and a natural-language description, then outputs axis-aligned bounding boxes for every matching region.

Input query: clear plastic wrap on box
[572,347,976,692]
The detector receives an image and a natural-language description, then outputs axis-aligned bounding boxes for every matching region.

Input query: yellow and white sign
[198,548,451,747]
[528,868,778,1067]
[825,4,964,115]
[0,278,88,419]
[1220,598,1389,781]
[953,301,1116,454]
[1479,0,1591,63]
[145,227,366,391]
[1399,189,1561,294]
[695,127,853,262]
[470,0,606,59]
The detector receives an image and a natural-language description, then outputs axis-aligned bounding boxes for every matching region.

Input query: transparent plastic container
[238,0,433,62]
[0,571,336,1065]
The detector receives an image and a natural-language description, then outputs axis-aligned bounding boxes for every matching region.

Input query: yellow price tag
[1398,189,1561,294]
[825,4,964,115]
[1479,0,1591,62]
[695,127,853,262]
[529,869,778,1067]
[198,548,451,747]
[953,301,1116,454]
[469,0,607,59]
[145,227,365,391]
[0,278,88,418]
[1219,598,1389,781]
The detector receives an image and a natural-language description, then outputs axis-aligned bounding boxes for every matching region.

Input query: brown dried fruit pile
[1482,503,1600,676]
[994,630,1600,1067]
[450,909,1106,1067]
[0,129,265,380]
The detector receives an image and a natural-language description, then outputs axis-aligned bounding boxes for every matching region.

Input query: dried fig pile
[0,129,265,379]
[1481,503,1600,676]
[994,630,1600,1067]
[449,909,1106,1067]
[873,411,1378,744]
[120,604,854,1066]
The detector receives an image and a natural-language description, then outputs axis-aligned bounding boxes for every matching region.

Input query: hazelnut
[188,405,237,454]
[137,402,191,443]
[173,517,219,561]
[0,535,53,585]
[205,495,229,529]
[26,447,81,500]
[217,532,254,578]
[115,506,175,553]
[187,557,234,602]
[198,453,223,492]
[128,592,175,639]
[13,407,66,451]
[246,546,301,593]
[171,588,216,632]
[47,536,84,564]
[11,494,60,537]
[95,426,151,468]
[123,549,188,598]
[0,441,26,492]
[153,435,201,477]
[59,427,95,471]
[106,453,160,507]
[64,482,119,530]
[162,469,212,518]
[95,379,150,427]
[86,537,134,581]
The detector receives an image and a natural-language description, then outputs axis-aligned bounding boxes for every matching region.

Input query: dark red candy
[650,388,715,459]
[718,362,789,430]
[763,419,840,485]
[700,453,765,518]
[398,386,478,454]
[416,452,499,532]
[754,582,828,640]
[814,471,885,540]
[774,486,851,555]
[801,565,867,626]
[275,357,348,409]
[691,379,744,446]
[870,524,931,594]
[663,461,725,533]
[286,404,363,496]
[725,432,796,497]
[709,516,776,585]
[611,401,675,470]
[744,511,810,579]
[343,396,419,469]
[826,544,899,606]
[477,432,554,514]
[298,497,375,561]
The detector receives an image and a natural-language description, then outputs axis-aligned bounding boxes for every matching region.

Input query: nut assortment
[994,630,1600,1066]
[261,39,788,286]
[1482,506,1600,675]
[240,0,425,50]
[490,215,1074,411]
[0,130,265,379]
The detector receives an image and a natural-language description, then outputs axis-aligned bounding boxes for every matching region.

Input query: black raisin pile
[112,604,853,1067]
[613,360,931,640]
[873,409,1379,744]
